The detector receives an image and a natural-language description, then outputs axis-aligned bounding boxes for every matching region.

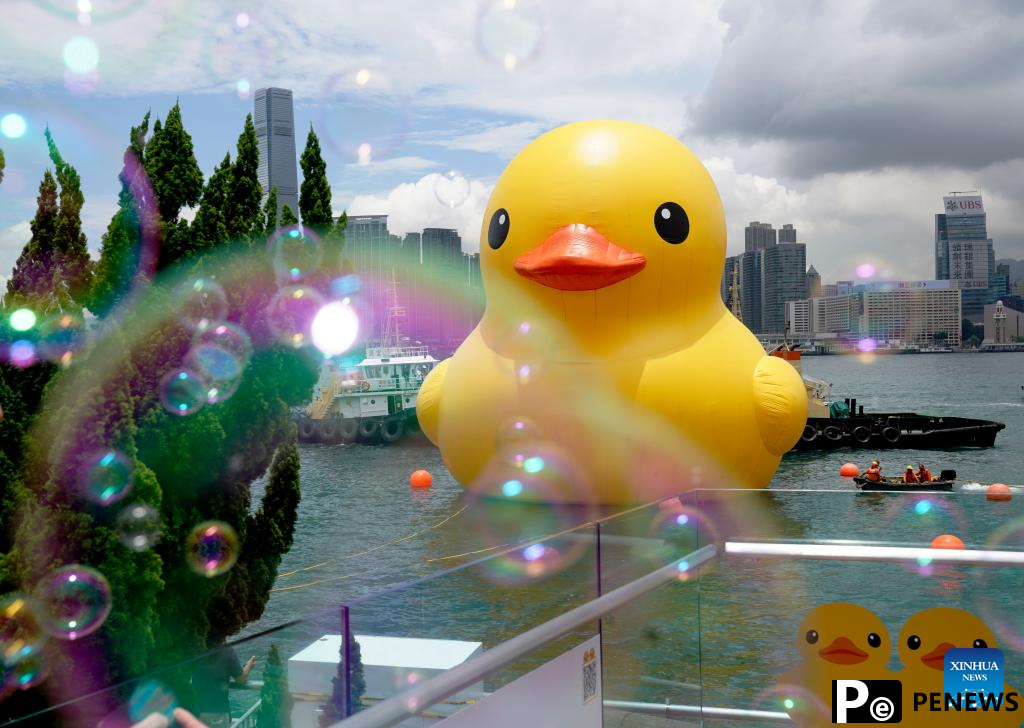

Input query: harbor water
[239,353,1024,722]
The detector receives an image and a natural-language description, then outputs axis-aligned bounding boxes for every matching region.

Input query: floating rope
[275,504,470,580]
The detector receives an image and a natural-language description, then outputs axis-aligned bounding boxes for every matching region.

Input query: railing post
[342,604,352,719]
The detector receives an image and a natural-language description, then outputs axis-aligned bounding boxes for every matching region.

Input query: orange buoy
[410,469,433,489]
[987,483,1012,502]
[930,534,965,550]
[839,463,860,477]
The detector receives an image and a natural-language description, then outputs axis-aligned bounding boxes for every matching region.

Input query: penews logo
[832,680,902,723]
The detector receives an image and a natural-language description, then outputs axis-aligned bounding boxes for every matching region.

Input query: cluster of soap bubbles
[2,308,88,369]
[159,278,253,416]
[882,495,966,577]
[185,521,240,578]
[1,593,47,695]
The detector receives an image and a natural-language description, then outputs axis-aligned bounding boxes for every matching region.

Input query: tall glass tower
[935,192,995,317]
[254,87,299,223]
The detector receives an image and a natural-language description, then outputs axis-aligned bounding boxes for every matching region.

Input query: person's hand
[172,707,209,728]
[246,655,257,668]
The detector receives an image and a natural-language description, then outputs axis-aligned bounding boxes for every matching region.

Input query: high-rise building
[787,280,962,347]
[779,224,797,243]
[935,191,996,318]
[806,265,822,298]
[762,243,807,335]
[254,88,299,221]
[744,221,777,252]
[983,301,1024,346]
[738,249,764,332]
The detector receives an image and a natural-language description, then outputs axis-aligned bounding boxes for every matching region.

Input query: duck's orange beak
[514,224,646,291]
[819,636,869,665]
[922,643,955,671]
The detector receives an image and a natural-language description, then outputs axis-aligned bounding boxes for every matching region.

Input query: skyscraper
[744,221,777,252]
[762,243,807,334]
[935,191,995,318]
[806,265,822,298]
[779,224,797,243]
[254,87,299,222]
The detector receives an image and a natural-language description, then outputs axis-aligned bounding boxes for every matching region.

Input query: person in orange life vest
[916,464,932,482]
[903,465,919,484]
[863,460,881,482]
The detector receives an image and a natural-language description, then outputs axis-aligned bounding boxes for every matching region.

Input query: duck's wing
[416,358,449,446]
[753,355,808,455]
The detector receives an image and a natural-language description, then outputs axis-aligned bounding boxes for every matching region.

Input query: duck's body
[418,120,806,504]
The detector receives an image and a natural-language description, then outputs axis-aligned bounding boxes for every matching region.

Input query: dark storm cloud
[693,0,1024,178]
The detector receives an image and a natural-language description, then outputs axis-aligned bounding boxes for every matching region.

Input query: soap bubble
[978,519,1024,650]
[159,368,207,416]
[434,171,471,208]
[311,301,360,356]
[127,680,177,723]
[8,308,36,332]
[465,441,596,584]
[187,322,252,404]
[63,37,99,74]
[476,0,547,71]
[81,449,133,506]
[269,224,322,283]
[6,647,46,690]
[204,15,281,88]
[266,285,325,348]
[319,69,410,164]
[235,12,250,28]
[31,0,146,23]
[646,504,718,578]
[115,503,161,552]
[38,311,86,365]
[34,565,112,640]
[177,278,228,331]
[1,594,45,669]
[7,341,36,368]
[330,274,362,298]
[186,521,240,577]
[1,113,27,139]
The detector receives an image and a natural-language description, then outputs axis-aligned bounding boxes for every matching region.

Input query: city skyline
[2,2,1023,285]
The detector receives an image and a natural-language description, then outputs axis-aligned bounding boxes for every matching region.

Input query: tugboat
[769,345,1007,451]
[295,274,438,444]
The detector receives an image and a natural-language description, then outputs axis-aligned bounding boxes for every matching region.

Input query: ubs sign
[943,195,984,216]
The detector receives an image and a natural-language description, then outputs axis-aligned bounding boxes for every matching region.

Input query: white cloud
[345,173,493,253]
[0,221,31,267]
[428,121,550,158]
[340,156,441,175]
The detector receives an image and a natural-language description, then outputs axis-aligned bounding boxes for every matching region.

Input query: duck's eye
[488,208,510,250]
[654,202,689,244]
[805,630,819,644]
[868,633,881,648]
[974,639,988,649]
[907,635,921,650]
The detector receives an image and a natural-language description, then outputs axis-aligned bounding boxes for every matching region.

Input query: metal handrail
[604,700,791,723]
[230,698,262,728]
[333,544,718,728]
[725,540,1024,565]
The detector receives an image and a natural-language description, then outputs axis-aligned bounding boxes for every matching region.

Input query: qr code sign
[582,646,598,703]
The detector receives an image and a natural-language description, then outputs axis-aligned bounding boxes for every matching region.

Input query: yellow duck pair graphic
[780,604,1019,727]
[418,120,807,504]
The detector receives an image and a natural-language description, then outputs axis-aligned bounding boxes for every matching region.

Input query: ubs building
[935,192,996,319]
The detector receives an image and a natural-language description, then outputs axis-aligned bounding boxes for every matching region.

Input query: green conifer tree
[257,644,293,728]
[44,127,93,306]
[0,146,5,185]
[320,627,366,724]
[144,102,203,224]
[263,186,278,233]
[299,127,332,236]
[280,205,298,226]
[225,114,263,240]
[5,169,59,304]
[191,153,232,255]
[90,113,156,317]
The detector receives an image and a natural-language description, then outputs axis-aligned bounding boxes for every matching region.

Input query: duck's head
[797,603,890,668]
[478,120,726,355]
[898,608,997,673]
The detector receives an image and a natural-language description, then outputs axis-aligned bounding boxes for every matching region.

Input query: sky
[1,0,1023,286]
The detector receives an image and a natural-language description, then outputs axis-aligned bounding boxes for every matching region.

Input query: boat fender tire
[823,425,843,442]
[358,418,380,441]
[339,418,359,443]
[801,425,818,443]
[380,418,405,443]
[881,426,900,444]
[852,426,872,444]
[298,419,317,441]
[318,418,338,443]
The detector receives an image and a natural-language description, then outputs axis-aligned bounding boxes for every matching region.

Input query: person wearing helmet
[916,463,933,483]
[863,460,882,482]
[903,465,920,484]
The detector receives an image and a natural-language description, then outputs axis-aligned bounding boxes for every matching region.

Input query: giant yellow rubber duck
[417,120,807,503]
[896,608,1019,727]
[778,603,895,727]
